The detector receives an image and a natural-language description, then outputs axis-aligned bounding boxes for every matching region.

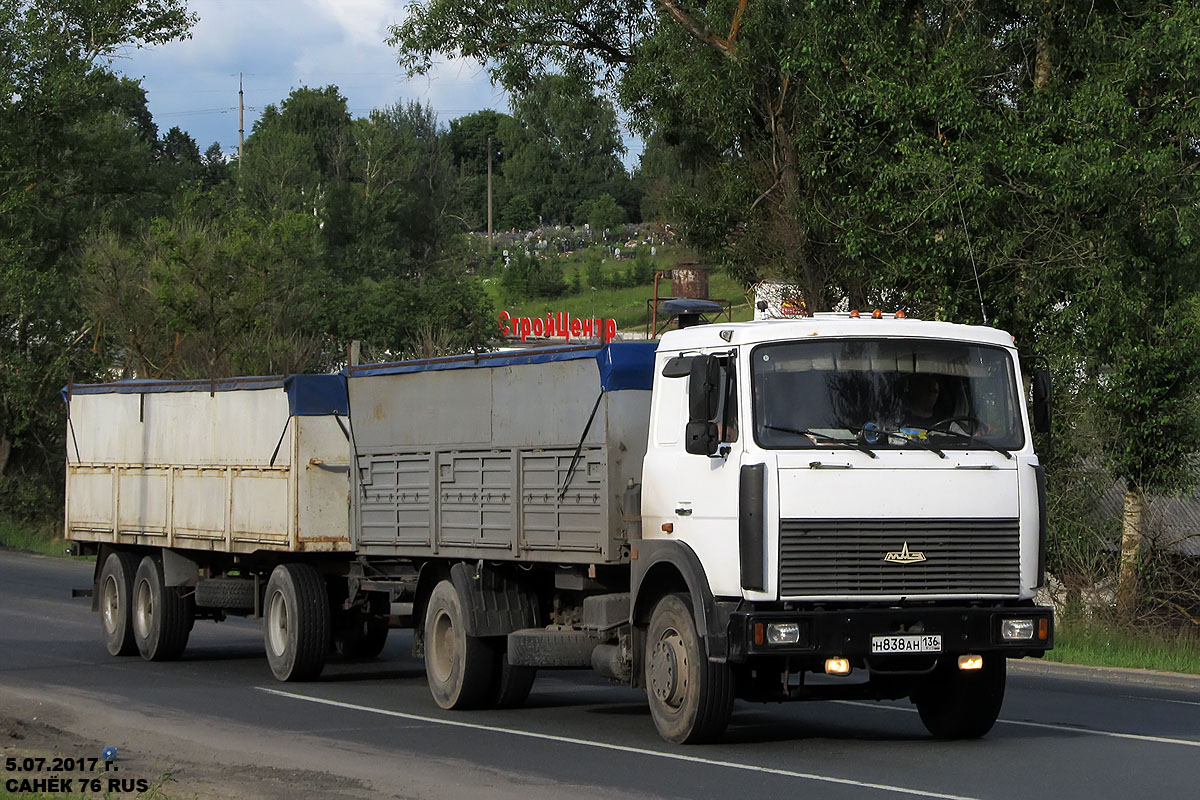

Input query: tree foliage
[499,73,628,224]
[0,0,194,515]
[391,0,1200,619]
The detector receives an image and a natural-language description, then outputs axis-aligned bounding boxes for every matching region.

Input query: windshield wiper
[763,425,878,459]
[905,426,1013,460]
[886,429,947,459]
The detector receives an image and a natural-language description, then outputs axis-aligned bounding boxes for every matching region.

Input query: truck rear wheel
[913,655,1006,739]
[132,555,193,661]
[424,580,493,709]
[487,641,536,708]
[99,551,139,656]
[645,593,735,744]
[264,563,330,681]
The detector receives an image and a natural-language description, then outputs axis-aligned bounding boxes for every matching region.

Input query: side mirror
[688,355,720,422]
[1032,366,1052,434]
[685,420,720,456]
[686,355,721,456]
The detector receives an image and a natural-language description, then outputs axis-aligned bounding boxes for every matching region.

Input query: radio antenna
[955,180,987,325]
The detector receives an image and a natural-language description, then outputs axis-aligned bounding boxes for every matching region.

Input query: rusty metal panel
[671,263,710,299]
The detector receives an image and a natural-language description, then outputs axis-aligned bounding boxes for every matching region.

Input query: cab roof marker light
[895,310,906,318]
[849,309,860,318]
[872,309,883,318]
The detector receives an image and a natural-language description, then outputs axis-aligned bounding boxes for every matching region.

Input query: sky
[114,0,641,166]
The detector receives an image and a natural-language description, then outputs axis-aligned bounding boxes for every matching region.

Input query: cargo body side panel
[350,357,649,564]
[65,387,351,554]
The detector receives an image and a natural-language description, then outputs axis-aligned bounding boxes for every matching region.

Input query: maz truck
[65,312,1054,743]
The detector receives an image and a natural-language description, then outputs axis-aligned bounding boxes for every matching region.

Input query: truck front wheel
[132,555,193,661]
[264,563,330,681]
[645,593,735,744]
[424,580,494,709]
[99,551,140,656]
[913,655,1006,739]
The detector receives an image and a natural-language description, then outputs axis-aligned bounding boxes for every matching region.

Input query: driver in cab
[901,373,942,429]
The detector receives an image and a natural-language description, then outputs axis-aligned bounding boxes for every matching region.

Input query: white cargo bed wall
[349,350,652,564]
[65,383,351,554]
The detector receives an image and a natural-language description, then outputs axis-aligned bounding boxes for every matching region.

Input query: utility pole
[487,135,494,252]
[238,73,245,164]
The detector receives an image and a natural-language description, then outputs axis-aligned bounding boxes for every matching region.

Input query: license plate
[870,634,942,654]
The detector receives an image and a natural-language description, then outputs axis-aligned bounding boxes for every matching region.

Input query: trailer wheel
[645,593,735,744]
[913,655,1006,739]
[264,564,330,681]
[487,641,536,709]
[99,551,140,656]
[333,592,390,659]
[132,555,193,661]
[424,580,493,709]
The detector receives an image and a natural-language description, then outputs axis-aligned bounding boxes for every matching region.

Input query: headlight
[766,622,800,644]
[1001,618,1035,641]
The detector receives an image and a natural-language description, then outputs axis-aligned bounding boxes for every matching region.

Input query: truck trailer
[66,313,1054,743]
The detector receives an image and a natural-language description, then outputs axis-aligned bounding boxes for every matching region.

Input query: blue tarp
[64,374,348,416]
[349,342,659,391]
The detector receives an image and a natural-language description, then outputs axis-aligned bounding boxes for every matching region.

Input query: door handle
[675,507,692,516]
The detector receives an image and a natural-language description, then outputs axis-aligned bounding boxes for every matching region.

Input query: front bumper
[726,603,1054,663]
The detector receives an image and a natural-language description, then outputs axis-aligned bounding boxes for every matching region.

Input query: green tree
[585,193,626,238]
[391,0,1200,623]
[446,110,510,230]
[0,0,194,515]
[499,194,537,231]
[81,213,331,379]
[498,72,628,225]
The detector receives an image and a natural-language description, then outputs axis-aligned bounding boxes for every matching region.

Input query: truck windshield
[751,339,1024,452]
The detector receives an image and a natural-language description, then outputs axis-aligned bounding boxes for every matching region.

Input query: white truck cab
[632,314,1052,741]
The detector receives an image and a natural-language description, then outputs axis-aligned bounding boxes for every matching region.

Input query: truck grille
[779,518,1021,597]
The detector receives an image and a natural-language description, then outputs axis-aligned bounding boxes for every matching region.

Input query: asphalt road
[1,549,1198,799]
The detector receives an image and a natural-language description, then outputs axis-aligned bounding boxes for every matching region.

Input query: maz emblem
[884,541,927,564]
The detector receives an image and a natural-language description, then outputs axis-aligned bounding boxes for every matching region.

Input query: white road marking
[257,687,981,800]
[1120,695,1200,708]
[834,700,1200,748]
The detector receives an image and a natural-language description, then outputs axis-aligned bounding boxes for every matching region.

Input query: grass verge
[1044,616,1200,675]
[0,516,68,558]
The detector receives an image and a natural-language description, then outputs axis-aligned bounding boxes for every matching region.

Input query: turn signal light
[958,654,984,671]
[754,623,765,646]
[825,658,852,675]
[1038,618,1049,641]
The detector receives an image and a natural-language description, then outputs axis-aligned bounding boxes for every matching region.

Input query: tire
[132,555,193,662]
[263,563,330,681]
[645,593,735,744]
[487,641,536,709]
[333,592,390,659]
[913,655,1007,739]
[423,580,494,709]
[195,577,256,610]
[99,551,139,657]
